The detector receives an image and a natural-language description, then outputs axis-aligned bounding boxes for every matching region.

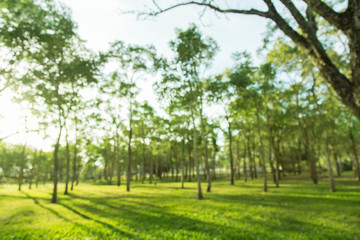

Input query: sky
[0,0,269,150]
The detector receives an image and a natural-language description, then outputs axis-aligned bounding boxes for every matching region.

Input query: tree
[144,0,360,120]
[16,4,98,202]
[156,24,217,199]
[0,0,61,93]
[105,41,157,191]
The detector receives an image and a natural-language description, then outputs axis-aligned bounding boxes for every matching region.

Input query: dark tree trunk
[200,106,211,192]
[236,139,241,180]
[51,124,63,203]
[149,149,153,184]
[29,149,37,190]
[349,124,360,181]
[255,103,267,192]
[187,137,192,182]
[251,136,258,179]
[243,141,247,182]
[116,134,121,187]
[211,135,217,180]
[226,116,234,186]
[71,140,78,190]
[142,140,146,184]
[247,138,254,180]
[18,144,26,191]
[36,151,42,188]
[181,139,185,189]
[64,129,71,195]
[127,109,133,191]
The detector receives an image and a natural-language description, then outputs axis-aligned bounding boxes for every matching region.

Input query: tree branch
[0,129,40,142]
[262,0,311,51]
[147,1,269,18]
[279,0,311,33]
[302,0,351,31]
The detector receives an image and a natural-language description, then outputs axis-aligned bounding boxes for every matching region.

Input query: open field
[0,173,359,240]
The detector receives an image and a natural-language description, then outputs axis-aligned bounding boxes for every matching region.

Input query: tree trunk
[255,103,267,192]
[109,144,115,185]
[142,140,146,184]
[51,124,63,203]
[149,147,153,184]
[349,124,360,181]
[268,126,277,186]
[36,151,42,188]
[188,80,203,199]
[18,144,26,191]
[211,135,217,180]
[251,136,258,179]
[243,141,247,182]
[274,141,281,187]
[187,136,192,182]
[226,116,235,186]
[181,139,185,189]
[64,128,71,195]
[29,149,37,190]
[116,134,121,187]
[71,140,77,190]
[155,155,159,185]
[236,139,241,180]
[324,129,336,192]
[127,105,133,191]
[247,138,254,180]
[200,105,211,192]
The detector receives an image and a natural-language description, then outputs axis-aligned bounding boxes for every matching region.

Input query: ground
[0,173,359,240]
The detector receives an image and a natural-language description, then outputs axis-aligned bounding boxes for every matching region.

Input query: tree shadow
[22,192,134,239]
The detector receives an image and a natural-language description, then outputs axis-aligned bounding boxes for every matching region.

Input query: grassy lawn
[0,173,359,240]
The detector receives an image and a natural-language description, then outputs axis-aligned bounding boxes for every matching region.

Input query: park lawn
[0,173,359,240]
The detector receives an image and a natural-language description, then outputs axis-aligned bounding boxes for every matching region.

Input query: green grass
[0,173,359,240]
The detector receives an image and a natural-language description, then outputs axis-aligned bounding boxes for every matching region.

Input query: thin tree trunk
[64,128,71,195]
[155,155,159,186]
[127,102,133,192]
[330,128,341,177]
[149,147,153,184]
[226,115,234,185]
[188,80,203,200]
[18,144,26,191]
[36,151,42,188]
[274,140,281,187]
[187,136,192,182]
[236,139,241,180]
[255,103,267,192]
[349,123,360,181]
[181,139,185,189]
[252,137,258,179]
[200,104,211,192]
[51,123,63,203]
[247,137,254,180]
[29,149,37,190]
[243,141,247,182]
[71,139,77,190]
[116,133,121,187]
[142,138,146,184]
[211,134,217,180]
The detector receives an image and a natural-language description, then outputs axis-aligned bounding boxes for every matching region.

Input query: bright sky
[0,0,268,150]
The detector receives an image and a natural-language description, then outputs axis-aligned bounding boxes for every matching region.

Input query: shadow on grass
[23,192,134,239]
[58,202,133,238]
[11,177,359,240]
[23,192,71,222]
